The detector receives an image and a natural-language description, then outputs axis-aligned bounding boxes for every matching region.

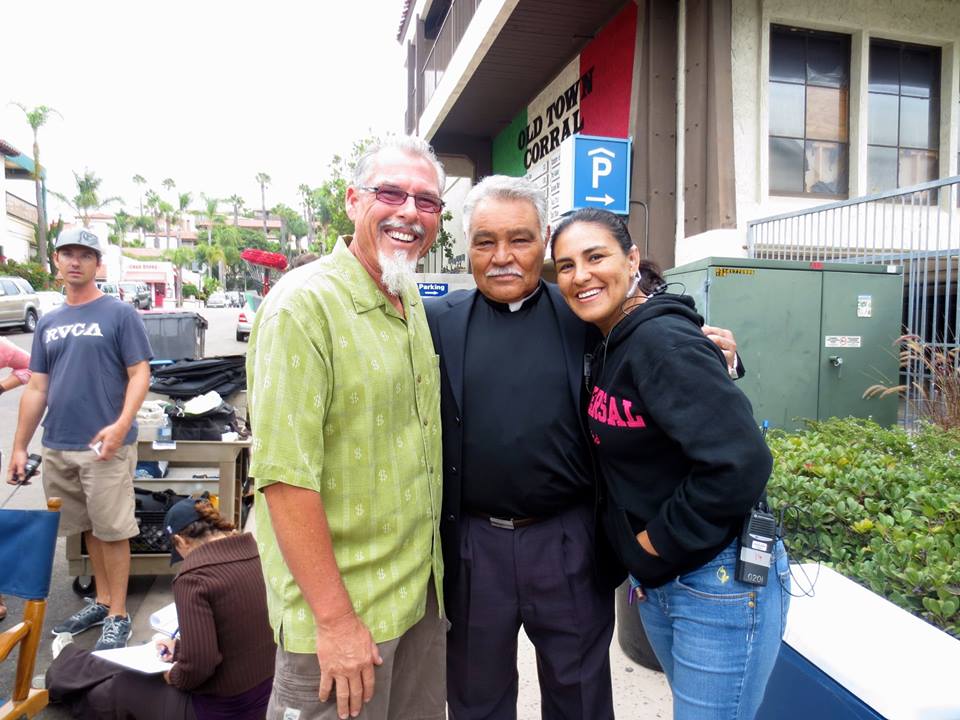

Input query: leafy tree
[255,172,271,240]
[109,210,132,248]
[272,203,308,252]
[298,183,316,246]
[163,246,195,307]
[13,103,61,268]
[306,135,379,252]
[32,217,63,276]
[429,210,457,271]
[52,169,121,227]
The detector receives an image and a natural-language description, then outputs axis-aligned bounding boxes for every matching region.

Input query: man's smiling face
[345,147,442,284]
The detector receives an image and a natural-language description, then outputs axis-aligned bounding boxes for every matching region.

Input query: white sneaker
[51,631,74,659]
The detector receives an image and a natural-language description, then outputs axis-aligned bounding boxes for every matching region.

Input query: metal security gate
[746,176,960,427]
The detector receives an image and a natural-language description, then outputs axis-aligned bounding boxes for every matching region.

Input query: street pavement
[0,306,670,718]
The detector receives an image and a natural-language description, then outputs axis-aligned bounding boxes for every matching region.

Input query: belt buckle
[489,516,516,530]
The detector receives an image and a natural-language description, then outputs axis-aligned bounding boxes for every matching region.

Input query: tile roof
[0,139,22,157]
[397,0,412,40]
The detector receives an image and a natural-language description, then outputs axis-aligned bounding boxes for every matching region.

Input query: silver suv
[120,281,152,309]
[0,276,40,333]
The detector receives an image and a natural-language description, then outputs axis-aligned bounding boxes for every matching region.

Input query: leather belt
[470,512,544,530]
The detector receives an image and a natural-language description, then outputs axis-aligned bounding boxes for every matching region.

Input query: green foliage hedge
[767,418,960,639]
[1,259,55,290]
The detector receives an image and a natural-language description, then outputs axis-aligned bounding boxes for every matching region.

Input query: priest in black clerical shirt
[426,175,740,720]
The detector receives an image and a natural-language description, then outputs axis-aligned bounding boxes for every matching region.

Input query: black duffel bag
[166,401,239,441]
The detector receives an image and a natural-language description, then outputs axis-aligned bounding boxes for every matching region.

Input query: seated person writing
[46,497,276,720]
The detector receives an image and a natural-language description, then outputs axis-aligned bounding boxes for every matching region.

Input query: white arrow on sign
[585,194,615,206]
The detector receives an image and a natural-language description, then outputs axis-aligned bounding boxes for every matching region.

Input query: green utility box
[664,258,903,431]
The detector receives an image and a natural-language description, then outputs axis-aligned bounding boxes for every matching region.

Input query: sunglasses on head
[361,186,444,214]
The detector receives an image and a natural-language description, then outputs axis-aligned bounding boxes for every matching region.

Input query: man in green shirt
[248,136,447,720]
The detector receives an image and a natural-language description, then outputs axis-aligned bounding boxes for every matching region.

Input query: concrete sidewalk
[10,502,670,718]
[27,566,671,719]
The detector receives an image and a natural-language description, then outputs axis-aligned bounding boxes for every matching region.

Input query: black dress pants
[446,504,615,720]
[46,644,196,720]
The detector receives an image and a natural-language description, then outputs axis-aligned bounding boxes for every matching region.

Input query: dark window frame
[768,25,852,199]
[866,38,942,196]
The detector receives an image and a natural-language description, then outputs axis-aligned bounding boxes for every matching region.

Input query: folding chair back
[0,497,61,720]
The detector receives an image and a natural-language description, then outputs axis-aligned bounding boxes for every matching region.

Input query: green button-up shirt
[248,239,443,651]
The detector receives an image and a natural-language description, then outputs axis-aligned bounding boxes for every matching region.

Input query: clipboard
[92,642,172,674]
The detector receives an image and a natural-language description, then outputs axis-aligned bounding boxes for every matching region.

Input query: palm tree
[299,183,316,247]
[162,177,176,200]
[145,189,162,249]
[227,194,245,233]
[255,172,271,240]
[132,174,147,242]
[52,169,122,227]
[164,246,195,308]
[13,103,61,268]
[176,191,192,248]
[159,200,175,251]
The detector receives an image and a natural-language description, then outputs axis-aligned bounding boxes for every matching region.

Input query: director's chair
[0,497,61,720]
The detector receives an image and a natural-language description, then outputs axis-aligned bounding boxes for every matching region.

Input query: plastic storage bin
[141,311,207,361]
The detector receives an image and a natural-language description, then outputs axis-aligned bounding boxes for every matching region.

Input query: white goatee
[379,250,418,297]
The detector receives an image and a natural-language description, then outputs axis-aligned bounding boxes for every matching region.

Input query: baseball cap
[164,497,204,564]
[55,227,104,256]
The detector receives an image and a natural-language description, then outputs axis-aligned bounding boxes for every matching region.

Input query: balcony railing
[747,176,960,427]
[418,0,480,121]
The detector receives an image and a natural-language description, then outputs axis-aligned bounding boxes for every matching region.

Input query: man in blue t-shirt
[7,227,153,650]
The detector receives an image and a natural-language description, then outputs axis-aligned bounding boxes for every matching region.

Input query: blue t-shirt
[30,295,154,450]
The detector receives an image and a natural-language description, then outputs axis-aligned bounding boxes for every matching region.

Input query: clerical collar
[481,282,544,313]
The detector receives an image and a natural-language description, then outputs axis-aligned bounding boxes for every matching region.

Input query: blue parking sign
[558,135,632,216]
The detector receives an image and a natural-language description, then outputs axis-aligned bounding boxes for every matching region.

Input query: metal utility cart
[66,439,251,590]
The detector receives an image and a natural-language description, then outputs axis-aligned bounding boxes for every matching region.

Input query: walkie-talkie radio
[735,503,777,586]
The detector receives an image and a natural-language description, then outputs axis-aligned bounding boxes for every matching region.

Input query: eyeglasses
[360,186,444,214]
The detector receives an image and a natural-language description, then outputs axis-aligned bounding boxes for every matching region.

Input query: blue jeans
[633,539,790,720]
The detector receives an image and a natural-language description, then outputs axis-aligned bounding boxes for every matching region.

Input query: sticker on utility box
[825,336,862,348]
[857,295,872,318]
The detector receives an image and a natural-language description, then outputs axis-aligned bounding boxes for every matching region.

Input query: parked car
[225,290,243,308]
[206,291,228,308]
[235,293,262,341]
[0,276,40,332]
[119,281,152,309]
[36,290,66,317]
[96,281,122,301]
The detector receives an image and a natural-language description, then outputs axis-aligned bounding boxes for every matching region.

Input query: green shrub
[182,283,199,299]
[1,259,55,290]
[767,417,960,638]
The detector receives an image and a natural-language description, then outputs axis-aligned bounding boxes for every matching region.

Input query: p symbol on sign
[588,147,615,189]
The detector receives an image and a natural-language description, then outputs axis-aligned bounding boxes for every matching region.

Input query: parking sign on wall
[557,134,632,217]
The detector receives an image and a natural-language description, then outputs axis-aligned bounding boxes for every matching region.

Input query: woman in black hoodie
[551,208,789,720]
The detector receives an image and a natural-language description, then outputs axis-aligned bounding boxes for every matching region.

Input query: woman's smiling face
[553,220,639,335]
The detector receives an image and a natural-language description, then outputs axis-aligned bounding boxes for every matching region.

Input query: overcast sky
[0,0,405,221]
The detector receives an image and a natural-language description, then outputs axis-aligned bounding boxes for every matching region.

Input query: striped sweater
[168,532,276,696]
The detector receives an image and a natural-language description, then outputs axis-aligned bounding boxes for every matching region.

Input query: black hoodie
[587,293,772,587]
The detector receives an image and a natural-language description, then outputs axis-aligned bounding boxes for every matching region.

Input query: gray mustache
[485,266,523,278]
[380,221,426,236]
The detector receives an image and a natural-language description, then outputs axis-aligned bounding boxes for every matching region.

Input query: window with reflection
[769,26,850,197]
[867,40,941,194]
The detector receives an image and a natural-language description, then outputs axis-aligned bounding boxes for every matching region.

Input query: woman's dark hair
[177,500,236,541]
[551,208,633,255]
[551,208,666,296]
[635,259,667,297]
